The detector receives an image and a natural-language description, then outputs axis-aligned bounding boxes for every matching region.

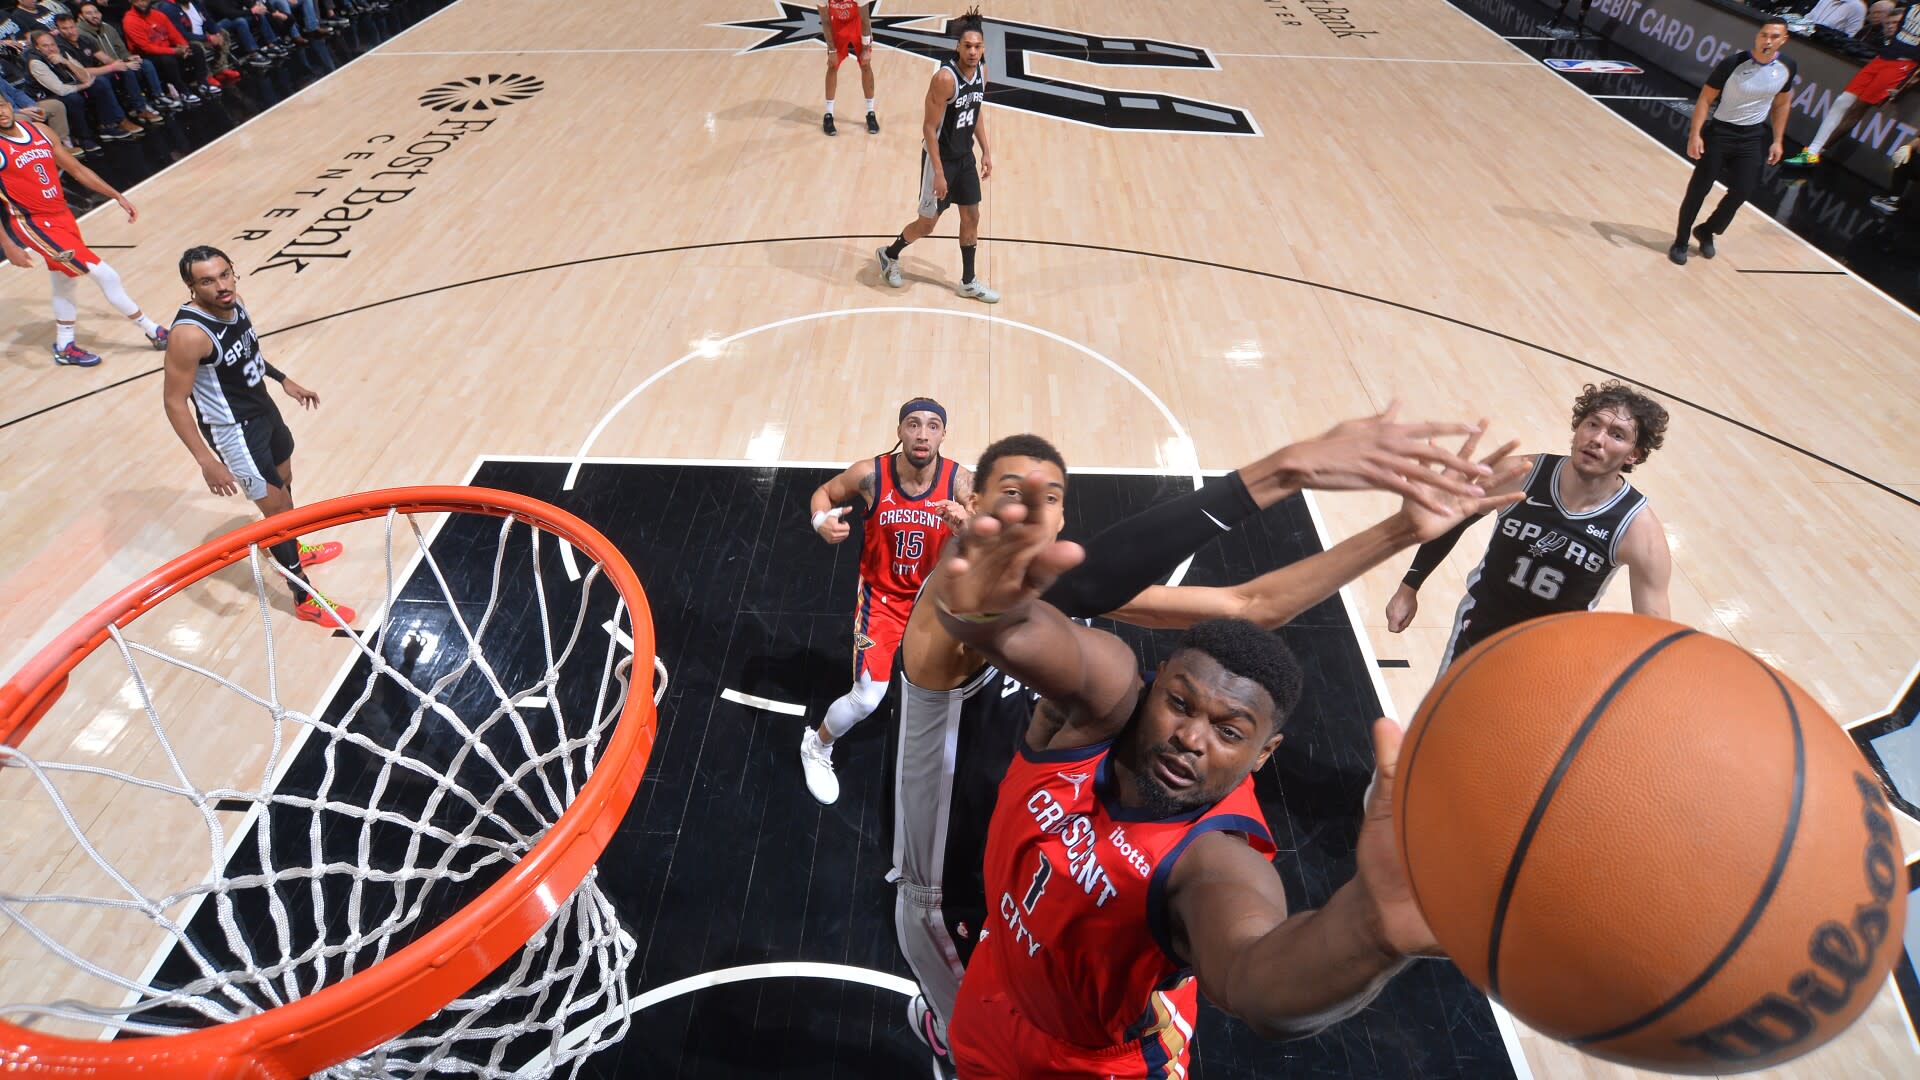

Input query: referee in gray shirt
[1672,18,1797,265]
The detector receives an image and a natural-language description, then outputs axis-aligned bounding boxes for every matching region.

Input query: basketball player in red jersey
[800,398,973,804]
[819,0,877,135]
[926,469,1450,1078]
[0,95,169,368]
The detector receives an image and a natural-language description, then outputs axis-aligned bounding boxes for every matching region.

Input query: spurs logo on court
[418,73,546,113]
[1847,665,1920,821]
[721,2,1258,135]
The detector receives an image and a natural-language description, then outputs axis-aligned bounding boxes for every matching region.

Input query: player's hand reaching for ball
[1259,402,1493,515]
[935,470,1082,621]
[1390,419,1526,543]
[1354,717,1442,959]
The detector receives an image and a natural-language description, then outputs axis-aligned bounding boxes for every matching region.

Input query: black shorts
[917,151,981,217]
[199,412,294,501]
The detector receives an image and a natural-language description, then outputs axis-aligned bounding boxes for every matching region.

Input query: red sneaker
[218,68,243,82]
[297,540,343,568]
[295,593,356,627]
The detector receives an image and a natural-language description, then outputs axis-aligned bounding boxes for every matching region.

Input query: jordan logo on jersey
[724,3,1258,135]
[1055,771,1091,799]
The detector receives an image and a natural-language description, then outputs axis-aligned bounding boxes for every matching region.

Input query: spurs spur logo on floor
[418,73,546,112]
[721,2,1258,135]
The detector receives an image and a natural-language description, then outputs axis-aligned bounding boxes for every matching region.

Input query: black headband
[899,398,947,425]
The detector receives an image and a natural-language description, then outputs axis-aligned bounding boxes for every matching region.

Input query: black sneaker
[1692,226,1715,259]
[1667,243,1688,266]
[823,112,836,136]
[866,110,878,134]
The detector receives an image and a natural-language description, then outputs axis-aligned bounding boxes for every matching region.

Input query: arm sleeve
[1398,513,1487,592]
[1040,471,1261,619]
[1705,52,1743,89]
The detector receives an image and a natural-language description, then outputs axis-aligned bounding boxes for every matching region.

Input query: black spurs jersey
[935,58,985,162]
[1448,454,1649,660]
[882,650,1037,961]
[174,302,276,425]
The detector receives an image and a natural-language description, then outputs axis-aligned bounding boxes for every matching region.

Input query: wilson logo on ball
[1678,774,1902,1063]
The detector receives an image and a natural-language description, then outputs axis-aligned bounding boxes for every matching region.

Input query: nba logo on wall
[1543,58,1644,74]
[721,2,1258,135]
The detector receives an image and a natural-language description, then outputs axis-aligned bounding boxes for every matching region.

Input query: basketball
[1395,612,1907,1074]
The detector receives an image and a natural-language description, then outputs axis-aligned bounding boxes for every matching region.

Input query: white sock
[50,274,78,346]
[865,98,875,114]
[824,99,835,115]
[1808,93,1856,155]
[84,260,157,332]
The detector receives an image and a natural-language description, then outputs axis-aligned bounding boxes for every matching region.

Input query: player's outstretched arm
[808,458,875,543]
[46,130,135,219]
[1621,505,1672,621]
[1170,719,1436,1040]
[930,470,1141,742]
[1114,428,1526,630]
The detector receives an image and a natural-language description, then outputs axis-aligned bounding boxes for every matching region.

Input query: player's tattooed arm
[810,458,876,542]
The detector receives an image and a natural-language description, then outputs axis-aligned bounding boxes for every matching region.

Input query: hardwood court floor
[1,1,1917,1077]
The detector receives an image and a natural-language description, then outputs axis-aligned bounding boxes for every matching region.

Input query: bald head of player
[1114,618,1302,817]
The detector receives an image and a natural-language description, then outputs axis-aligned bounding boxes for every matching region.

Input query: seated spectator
[123,0,223,94]
[8,0,66,41]
[74,2,182,111]
[55,12,163,121]
[1802,0,1868,36]
[1861,0,1902,46]
[152,0,238,87]
[25,29,131,148]
[0,72,81,155]
[201,0,279,68]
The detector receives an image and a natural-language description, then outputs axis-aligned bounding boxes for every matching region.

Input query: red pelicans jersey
[958,739,1274,1072]
[856,454,958,600]
[0,123,66,218]
[824,0,863,29]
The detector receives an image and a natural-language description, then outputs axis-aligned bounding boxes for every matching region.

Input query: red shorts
[1844,58,1918,106]
[949,979,1188,1080]
[830,20,865,65]
[851,582,909,682]
[2,207,99,277]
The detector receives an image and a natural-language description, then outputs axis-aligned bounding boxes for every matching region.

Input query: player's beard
[905,445,935,467]
[1127,740,1208,818]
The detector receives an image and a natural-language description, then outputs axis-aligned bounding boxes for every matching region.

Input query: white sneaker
[876,246,902,288]
[800,727,839,805]
[956,278,999,304]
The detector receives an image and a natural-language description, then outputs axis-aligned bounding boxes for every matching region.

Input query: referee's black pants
[1676,118,1770,247]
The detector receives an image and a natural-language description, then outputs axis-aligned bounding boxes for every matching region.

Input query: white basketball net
[0,507,662,1078]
